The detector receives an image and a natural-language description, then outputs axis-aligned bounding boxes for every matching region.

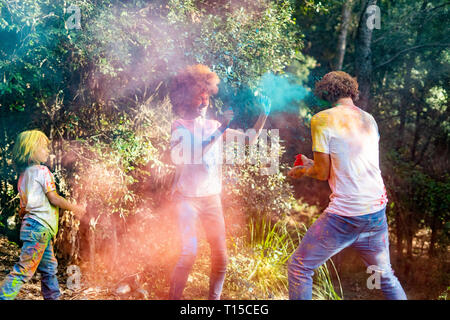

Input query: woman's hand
[222,107,234,125]
[259,95,272,116]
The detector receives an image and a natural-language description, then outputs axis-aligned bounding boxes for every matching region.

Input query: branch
[425,2,450,13]
[374,43,450,69]
[414,106,450,166]
[373,2,450,44]
[377,113,401,123]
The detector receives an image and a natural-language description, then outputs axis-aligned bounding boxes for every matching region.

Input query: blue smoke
[254,72,309,115]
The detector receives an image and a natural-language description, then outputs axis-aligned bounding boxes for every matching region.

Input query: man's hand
[288,155,314,179]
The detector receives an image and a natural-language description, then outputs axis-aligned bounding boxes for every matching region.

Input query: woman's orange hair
[169,64,220,115]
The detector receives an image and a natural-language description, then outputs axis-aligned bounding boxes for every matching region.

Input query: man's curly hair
[169,64,220,116]
[314,71,359,104]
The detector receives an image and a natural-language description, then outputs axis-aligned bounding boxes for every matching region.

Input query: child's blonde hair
[12,130,50,173]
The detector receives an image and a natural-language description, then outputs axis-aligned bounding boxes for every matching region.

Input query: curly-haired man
[287,71,407,300]
[168,64,268,300]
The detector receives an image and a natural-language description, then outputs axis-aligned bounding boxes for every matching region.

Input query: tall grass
[245,216,343,299]
[312,258,343,300]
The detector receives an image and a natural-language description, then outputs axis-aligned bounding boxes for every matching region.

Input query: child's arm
[46,191,86,219]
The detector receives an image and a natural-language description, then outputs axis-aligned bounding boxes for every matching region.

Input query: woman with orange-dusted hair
[168,64,268,300]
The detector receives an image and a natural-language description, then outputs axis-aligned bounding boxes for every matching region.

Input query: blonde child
[0,130,85,300]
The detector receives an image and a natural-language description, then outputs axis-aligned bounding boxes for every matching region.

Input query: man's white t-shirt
[311,105,388,216]
[170,117,223,197]
[18,165,59,236]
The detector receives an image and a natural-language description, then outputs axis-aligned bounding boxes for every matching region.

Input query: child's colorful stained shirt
[311,105,388,216]
[18,165,59,236]
[170,117,223,197]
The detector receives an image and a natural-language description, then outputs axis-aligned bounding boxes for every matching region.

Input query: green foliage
[438,286,450,300]
[49,0,304,107]
[383,150,450,252]
[2,0,446,299]
[227,217,297,299]
[0,0,84,111]
[0,0,311,260]
[385,150,450,219]
[223,142,298,219]
[65,97,174,220]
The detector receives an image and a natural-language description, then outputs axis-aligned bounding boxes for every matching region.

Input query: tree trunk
[110,214,118,269]
[89,225,96,274]
[410,109,421,161]
[334,0,354,70]
[0,117,8,204]
[396,209,404,262]
[396,59,414,150]
[405,226,413,278]
[354,0,377,111]
[429,214,437,257]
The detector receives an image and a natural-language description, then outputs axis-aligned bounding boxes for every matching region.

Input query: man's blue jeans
[169,194,228,300]
[288,208,407,300]
[0,218,60,300]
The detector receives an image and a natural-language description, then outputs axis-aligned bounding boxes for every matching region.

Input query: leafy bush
[383,150,450,256]
[223,141,298,219]
[54,94,175,262]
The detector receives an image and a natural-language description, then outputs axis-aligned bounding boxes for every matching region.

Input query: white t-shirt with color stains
[170,117,223,197]
[311,105,388,216]
[18,165,59,236]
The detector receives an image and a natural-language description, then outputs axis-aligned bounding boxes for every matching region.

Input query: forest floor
[0,233,448,300]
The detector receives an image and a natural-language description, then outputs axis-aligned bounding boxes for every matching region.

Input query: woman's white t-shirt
[170,117,223,197]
